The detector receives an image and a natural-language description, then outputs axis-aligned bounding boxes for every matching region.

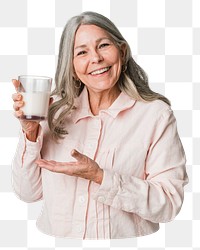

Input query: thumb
[12,79,20,91]
[71,149,86,162]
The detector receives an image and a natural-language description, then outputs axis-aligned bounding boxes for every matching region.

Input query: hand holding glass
[18,75,52,121]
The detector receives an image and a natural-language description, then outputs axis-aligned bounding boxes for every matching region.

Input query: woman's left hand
[36,150,103,184]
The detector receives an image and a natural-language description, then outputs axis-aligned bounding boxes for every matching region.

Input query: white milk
[21,92,50,119]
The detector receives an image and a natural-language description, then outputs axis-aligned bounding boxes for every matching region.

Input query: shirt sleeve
[12,126,43,202]
[93,109,188,223]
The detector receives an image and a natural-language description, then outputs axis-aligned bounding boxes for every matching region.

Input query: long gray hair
[48,11,170,139]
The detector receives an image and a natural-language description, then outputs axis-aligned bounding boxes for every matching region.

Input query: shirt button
[78,195,85,203]
[98,196,105,202]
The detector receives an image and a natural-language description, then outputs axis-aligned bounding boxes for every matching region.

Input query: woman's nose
[90,50,103,63]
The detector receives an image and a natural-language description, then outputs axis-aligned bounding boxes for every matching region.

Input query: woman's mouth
[90,66,111,76]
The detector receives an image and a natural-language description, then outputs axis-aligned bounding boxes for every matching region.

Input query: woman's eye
[77,51,86,56]
[99,43,110,49]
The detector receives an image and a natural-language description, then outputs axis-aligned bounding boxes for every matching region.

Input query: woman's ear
[72,69,78,81]
[120,43,127,62]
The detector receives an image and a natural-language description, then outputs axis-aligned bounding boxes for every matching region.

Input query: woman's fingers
[13,100,24,111]
[12,82,24,112]
[12,93,22,101]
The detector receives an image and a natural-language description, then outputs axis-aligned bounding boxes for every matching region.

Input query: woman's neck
[87,86,121,116]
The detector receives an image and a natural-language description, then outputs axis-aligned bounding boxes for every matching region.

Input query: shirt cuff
[20,125,43,154]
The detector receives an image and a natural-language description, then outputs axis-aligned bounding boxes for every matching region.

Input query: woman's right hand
[12,79,40,142]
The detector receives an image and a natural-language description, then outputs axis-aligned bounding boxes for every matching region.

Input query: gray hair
[48,11,170,139]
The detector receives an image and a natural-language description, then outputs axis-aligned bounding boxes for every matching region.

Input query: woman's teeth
[90,67,110,75]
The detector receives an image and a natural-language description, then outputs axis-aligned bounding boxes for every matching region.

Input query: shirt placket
[72,117,102,238]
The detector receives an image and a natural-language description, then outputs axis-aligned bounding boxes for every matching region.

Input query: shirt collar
[72,86,136,123]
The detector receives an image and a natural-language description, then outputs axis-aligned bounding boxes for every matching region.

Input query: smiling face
[73,24,125,94]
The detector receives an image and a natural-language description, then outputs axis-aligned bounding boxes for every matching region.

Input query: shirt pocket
[114,141,148,177]
[96,147,116,171]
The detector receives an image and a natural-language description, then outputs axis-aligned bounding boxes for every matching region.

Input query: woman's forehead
[74,24,112,46]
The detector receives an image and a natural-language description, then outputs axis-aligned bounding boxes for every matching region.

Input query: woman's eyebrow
[74,44,87,50]
[74,37,112,50]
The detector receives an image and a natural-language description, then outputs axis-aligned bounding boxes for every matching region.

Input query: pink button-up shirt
[12,87,188,239]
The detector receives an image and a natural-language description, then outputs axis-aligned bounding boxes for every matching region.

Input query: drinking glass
[18,75,52,121]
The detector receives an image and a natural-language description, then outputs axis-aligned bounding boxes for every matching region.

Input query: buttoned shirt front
[12,87,188,239]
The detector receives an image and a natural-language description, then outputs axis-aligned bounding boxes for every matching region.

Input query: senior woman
[12,11,188,239]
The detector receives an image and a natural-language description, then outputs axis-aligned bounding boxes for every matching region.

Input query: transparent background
[0,0,199,249]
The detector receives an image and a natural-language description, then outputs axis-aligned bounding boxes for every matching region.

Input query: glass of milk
[18,75,52,121]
